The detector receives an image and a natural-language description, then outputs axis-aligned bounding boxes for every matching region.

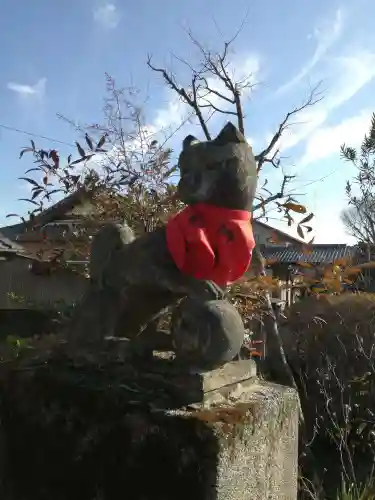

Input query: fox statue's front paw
[170,297,246,371]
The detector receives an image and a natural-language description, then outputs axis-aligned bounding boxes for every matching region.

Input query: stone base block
[0,359,298,500]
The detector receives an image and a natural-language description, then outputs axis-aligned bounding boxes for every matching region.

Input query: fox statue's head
[177,122,257,211]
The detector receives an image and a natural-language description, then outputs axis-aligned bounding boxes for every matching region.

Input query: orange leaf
[297,261,312,268]
[259,276,274,284]
[265,258,278,265]
[302,243,314,254]
[343,267,361,276]
[284,202,307,214]
[359,261,375,269]
[50,150,59,167]
[334,258,348,267]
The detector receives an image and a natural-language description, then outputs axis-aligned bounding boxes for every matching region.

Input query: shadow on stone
[0,357,298,500]
[0,364,220,500]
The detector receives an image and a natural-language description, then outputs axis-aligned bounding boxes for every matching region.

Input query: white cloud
[246,136,256,149]
[153,97,188,131]
[313,204,354,243]
[93,3,120,29]
[266,50,375,154]
[7,78,46,99]
[299,109,372,167]
[276,8,343,94]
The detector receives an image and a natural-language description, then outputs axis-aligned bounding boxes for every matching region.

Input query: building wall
[252,221,297,246]
[0,256,87,310]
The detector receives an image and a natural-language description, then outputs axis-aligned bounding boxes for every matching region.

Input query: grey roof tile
[0,232,26,254]
[262,244,355,264]
[0,222,26,239]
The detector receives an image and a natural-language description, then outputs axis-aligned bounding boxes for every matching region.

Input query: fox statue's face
[177,122,258,211]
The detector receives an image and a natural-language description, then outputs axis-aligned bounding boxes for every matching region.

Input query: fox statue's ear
[182,135,200,150]
[215,122,246,145]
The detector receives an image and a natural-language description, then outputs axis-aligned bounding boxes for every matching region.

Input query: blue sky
[0,0,375,243]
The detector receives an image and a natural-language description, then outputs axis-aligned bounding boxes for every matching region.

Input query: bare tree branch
[199,100,238,116]
[255,83,324,171]
[253,174,294,212]
[147,28,320,229]
[200,76,235,104]
[261,149,281,169]
[148,25,256,137]
[341,203,375,244]
[147,56,212,140]
[186,31,249,134]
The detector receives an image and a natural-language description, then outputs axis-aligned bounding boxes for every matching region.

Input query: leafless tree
[341,202,375,244]
[147,29,322,231]
[11,76,186,267]
[13,75,184,235]
[341,112,375,257]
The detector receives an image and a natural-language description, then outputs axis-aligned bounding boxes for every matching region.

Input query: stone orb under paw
[170,298,245,371]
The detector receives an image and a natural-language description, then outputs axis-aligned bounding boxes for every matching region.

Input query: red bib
[166,203,255,287]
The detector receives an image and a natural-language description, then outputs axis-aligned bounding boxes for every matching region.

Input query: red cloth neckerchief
[166,203,255,287]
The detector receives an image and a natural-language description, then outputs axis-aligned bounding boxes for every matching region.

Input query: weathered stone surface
[0,359,298,500]
[212,382,298,500]
[200,359,257,392]
[171,298,246,371]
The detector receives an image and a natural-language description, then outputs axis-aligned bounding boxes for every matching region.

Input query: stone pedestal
[0,359,298,500]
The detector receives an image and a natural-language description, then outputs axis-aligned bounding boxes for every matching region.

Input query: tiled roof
[0,232,26,255]
[0,187,109,241]
[262,244,356,264]
[0,222,25,240]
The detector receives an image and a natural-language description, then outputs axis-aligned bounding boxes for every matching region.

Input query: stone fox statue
[69,122,258,366]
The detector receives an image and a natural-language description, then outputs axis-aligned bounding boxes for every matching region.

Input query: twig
[255,83,323,170]
[147,57,211,140]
